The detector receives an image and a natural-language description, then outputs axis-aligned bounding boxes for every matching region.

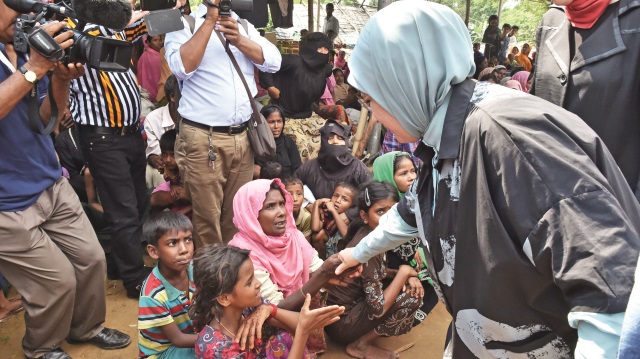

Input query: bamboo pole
[351,104,369,155]
[356,111,377,158]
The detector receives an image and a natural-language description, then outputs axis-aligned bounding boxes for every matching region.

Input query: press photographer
[164,0,281,247]
[0,2,131,358]
[59,0,154,301]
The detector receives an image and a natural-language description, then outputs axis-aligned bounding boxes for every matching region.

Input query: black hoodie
[259,32,334,119]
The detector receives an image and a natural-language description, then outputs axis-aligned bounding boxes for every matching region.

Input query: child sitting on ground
[150,130,192,216]
[138,212,196,359]
[284,177,312,241]
[311,182,356,259]
[191,245,345,359]
[326,181,422,359]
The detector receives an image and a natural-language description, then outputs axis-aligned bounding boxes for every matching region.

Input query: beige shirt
[332,83,350,104]
[256,253,324,304]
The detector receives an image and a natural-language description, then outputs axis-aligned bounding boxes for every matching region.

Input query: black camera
[9,0,132,72]
[203,0,253,17]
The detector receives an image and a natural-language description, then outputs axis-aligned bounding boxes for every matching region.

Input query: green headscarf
[373,151,409,198]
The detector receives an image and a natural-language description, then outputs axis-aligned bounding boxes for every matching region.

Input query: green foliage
[430,0,550,45]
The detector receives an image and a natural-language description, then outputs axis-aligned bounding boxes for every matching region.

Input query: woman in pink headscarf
[138,34,164,101]
[228,179,349,312]
[510,71,531,93]
[504,79,524,91]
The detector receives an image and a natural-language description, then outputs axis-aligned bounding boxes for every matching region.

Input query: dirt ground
[0,278,451,359]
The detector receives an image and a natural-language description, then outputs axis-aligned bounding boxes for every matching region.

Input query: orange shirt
[515,53,532,72]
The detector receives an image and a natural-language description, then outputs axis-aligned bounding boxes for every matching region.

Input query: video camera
[202,0,253,16]
[7,0,132,72]
[142,0,253,37]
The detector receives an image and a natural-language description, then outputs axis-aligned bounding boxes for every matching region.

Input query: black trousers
[79,127,147,290]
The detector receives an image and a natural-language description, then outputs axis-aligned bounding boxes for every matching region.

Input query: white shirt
[164,6,281,126]
[324,16,340,41]
[144,105,175,158]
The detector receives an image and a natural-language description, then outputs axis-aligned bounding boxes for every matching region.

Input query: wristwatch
[18,66,38,84]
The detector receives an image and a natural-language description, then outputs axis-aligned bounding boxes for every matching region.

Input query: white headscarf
[349,1,475,149]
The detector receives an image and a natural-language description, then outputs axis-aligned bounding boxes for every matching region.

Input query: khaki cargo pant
[175,121,254,247]
[0,178,106,358]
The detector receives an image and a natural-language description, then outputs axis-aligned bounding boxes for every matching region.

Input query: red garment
[565,0,610,29]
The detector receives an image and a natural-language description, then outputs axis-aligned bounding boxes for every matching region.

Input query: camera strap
[26,79,58,135]
[214,25,260,120]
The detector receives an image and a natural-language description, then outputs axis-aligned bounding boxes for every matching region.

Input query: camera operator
[164,0,281,247]
[65,2,151,299]
[0,3,130,358]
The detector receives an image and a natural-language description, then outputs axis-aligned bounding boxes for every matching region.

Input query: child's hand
[296,294,344,336]
[170,185,188,202]
[235,303,272,350]
[404,277,424,299]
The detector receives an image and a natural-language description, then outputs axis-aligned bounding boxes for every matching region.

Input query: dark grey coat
[532,0,640,202]
[399,80,640,358]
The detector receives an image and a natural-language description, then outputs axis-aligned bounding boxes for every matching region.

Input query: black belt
[78,124,139,136]
[182,118,248,135]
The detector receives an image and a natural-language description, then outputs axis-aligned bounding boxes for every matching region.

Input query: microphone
[71,0,133,30]
[5,0,77,18]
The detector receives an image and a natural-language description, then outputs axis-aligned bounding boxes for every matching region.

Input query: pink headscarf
[504,80,524,91]
[228,179,317,297]
[321,74,337,105]
[510,71,530,93]
[334,50,347,69]
[137,35,162,101]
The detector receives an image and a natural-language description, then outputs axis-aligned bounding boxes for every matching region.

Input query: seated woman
[295,120,371,205]
[228,179,351,310]
[372,151,438,326]
[332,68,359,110]
[253,105,302,179]
[326,181,421,359]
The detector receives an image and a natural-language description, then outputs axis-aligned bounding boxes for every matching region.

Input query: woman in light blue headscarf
[335,1,640,358]
[349,0,474,151]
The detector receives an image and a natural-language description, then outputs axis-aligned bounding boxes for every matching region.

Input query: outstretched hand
[335,248,362,276]
[296,293,344,335]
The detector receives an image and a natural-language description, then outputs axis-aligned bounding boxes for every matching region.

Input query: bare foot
[0,298,23,321]
[346,340,398,359]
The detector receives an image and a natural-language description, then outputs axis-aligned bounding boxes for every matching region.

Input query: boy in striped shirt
[138,212,196,358]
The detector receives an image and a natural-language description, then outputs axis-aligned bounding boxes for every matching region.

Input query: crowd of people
[1,0,639,358]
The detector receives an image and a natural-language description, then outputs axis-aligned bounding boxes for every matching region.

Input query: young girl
[326,181,422,359]
[373,152,438,326]
[191,245,345,359]
[311,182,356,259]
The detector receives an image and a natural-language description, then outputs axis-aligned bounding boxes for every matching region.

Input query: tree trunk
[308,0,314,32]
[465,0,470,26]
